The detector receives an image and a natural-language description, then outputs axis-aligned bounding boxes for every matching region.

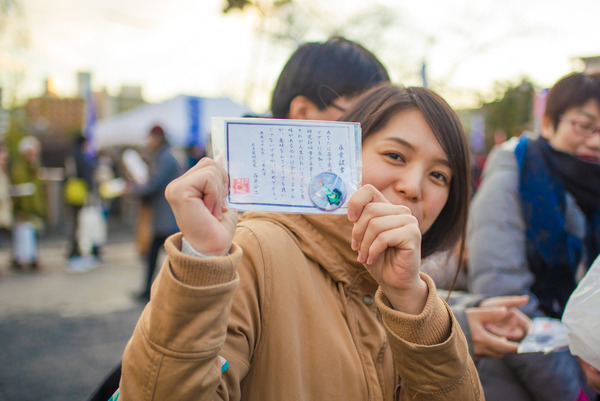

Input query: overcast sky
[2,0,600,113]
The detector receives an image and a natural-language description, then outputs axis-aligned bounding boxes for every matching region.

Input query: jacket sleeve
[119,233,243,401]
[376,273,484,400]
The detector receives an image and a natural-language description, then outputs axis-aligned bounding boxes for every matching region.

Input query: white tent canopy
[93,95,255,150]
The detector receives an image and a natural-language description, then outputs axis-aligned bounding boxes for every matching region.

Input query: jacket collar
[240,211,373,287]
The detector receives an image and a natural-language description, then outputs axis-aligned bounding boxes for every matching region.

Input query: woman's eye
[385,152,405,162]
[431,171,449,184]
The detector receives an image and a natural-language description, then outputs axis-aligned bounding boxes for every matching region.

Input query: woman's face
[541,99,600,163]
[361,109,452,235]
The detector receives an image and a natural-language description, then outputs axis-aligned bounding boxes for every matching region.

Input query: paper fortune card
[211,117,362,214]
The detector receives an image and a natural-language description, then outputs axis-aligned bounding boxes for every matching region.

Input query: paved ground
[0,225,153,401]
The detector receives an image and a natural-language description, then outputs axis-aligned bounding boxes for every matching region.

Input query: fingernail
[351,239,358,250]
[348,211,356,221]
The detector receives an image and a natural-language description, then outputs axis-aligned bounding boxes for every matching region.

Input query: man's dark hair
[270,37,389,119]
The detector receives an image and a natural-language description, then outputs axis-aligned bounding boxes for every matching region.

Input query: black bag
[86,362,121,401]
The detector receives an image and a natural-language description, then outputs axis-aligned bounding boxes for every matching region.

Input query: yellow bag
[64,177,88,206]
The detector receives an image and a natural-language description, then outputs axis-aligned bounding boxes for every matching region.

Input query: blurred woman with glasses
[467,71,600,400]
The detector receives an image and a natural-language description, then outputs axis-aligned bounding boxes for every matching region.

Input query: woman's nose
[395,173,422,201]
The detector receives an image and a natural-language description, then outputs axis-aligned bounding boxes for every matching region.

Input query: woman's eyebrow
[382,137,450,167]
[383,136,413,150]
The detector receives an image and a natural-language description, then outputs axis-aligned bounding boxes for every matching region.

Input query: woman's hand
[165,157,238,256]
[348,185,427,314]
[466,295,531,358]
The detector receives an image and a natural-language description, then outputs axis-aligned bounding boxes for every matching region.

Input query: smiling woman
[361,111,452,238]
[117,81,483,400]
[340,84,470,259]
[113,72,482,401]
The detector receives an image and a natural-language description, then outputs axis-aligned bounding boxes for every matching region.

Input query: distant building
[26,79,84,136]
[116,85,145,113]
[20,73,146,166]
[77,71,92,99]
[578,56,600,74]
[93,87,118,120]
[24,80,85,166]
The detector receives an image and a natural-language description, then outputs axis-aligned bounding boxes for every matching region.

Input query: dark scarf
[514,135,600,318]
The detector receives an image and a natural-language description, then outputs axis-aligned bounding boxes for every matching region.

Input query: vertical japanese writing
[307,129,314,180]
[326,130,332,172]
[338,143,346,174]
[269,128,277,200]
[297,129,305,200]
[279,131,286,197]
[288,128,295,200]
[260,130,266,178]
[251,142,259,194]
[316,130,324,170]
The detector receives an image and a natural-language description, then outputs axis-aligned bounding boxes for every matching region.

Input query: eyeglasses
[559,115,600,137]
[329,102,347,113]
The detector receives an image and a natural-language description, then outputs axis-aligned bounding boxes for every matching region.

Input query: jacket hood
[240,211,371,286]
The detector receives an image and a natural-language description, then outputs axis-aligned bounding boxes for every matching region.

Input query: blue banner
[186,96,201,147]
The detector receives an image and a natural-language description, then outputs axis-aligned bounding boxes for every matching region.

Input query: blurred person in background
[64,133,100,272]
[0,142,13,278]
[421,241,531,361]
[94,149,118,219]
[128,125,183,302]
[185,144,206,170]
[467,72,600,400]
[10,135,46,272]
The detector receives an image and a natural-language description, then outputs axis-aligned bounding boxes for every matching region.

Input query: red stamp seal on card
[232,178,250,194]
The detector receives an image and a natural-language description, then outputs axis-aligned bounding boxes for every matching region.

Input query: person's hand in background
[466,295,531,358]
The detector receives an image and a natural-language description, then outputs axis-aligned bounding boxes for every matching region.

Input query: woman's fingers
[479,295,529,309]
[467,307,522,358]
[475,326,520,358]
[165,157,236,256]
[348,186,423,307]
[478,296,532,340]
[347,184,388,222]
[354,212,419,265]
[349,187,417,264]
[485,308,531,341]
[167,158,228,217]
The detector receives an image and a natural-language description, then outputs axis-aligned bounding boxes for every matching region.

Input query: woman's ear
[540,115,555,140]
[289,95,319,120]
